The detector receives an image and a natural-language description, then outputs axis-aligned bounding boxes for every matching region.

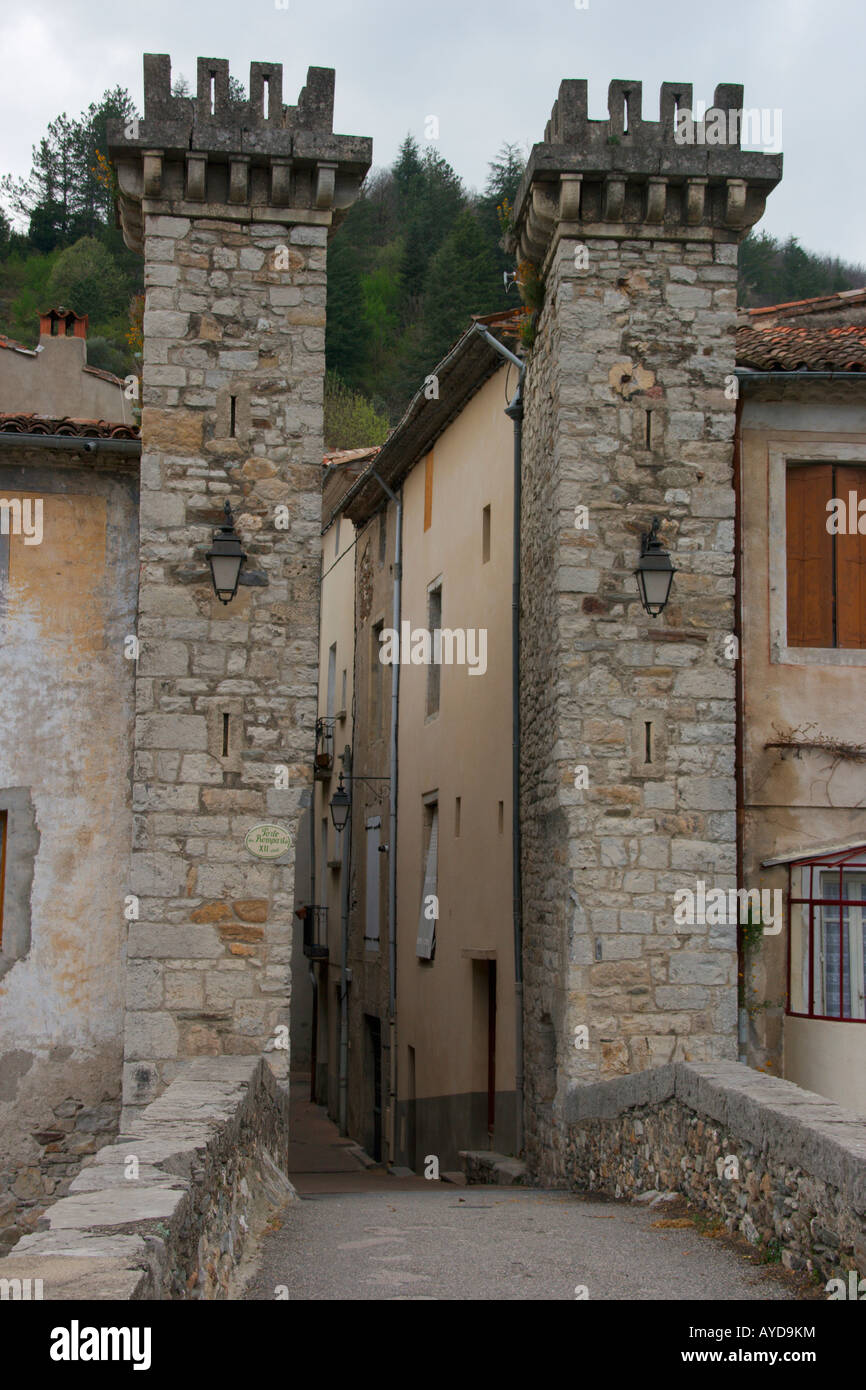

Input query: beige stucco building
[0,309,131,423]
[300,315,519,1170]
[737,290,866,1115]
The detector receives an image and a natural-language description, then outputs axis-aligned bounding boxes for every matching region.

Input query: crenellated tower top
[107,54,372,253]
[511,79,783,266]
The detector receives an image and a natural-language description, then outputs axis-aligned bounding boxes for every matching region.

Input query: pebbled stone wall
[0,1056,292,1299]
[563,1061,866,1284]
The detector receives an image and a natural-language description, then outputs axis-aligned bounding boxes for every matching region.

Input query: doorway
[364,1014,383,1162]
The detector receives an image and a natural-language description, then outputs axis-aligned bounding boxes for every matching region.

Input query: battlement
[106,54,372,254]
[511,78,783,264]
[544,79,768,150]
[137,55,336,144]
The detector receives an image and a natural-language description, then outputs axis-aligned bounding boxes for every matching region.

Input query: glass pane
[820,903,850,1018]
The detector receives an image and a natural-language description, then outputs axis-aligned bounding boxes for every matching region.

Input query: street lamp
[635,517,676,617]
[329,774,350,832]
[206,500,247,604]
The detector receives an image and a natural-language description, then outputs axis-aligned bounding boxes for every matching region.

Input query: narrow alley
[243,1078,803,1302]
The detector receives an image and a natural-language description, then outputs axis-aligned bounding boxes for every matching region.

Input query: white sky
[1,0,863,264]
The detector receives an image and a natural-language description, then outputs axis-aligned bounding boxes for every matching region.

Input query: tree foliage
[739,232,865,307]
[324,370,390,450]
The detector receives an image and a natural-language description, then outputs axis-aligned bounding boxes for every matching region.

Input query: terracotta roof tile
[0,334,37,355]
[736,324,866,372]
[0,412,140,439]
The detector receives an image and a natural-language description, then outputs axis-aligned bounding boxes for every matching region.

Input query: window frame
[769,442,866,666]
[787,845,866,1023]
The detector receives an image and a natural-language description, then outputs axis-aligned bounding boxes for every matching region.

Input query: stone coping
[0,1056,292,1300]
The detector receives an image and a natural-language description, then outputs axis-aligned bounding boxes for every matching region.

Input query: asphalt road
[243,1186,800,1301]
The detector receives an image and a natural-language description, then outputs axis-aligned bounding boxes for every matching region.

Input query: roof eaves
[342,317,521,526]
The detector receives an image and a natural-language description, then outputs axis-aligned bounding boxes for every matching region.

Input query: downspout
[733,390,748,1065]
[370,469,402,1167]
[473,324,526,1156]
[338,745,352,1135]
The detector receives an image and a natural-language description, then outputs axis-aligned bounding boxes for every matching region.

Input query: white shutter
[416,806,439,959]
[365,817,381,944]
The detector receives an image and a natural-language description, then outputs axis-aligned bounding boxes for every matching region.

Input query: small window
[365,817,381,948]
[424,452,434,532]
[454,797,461,837]
[482,505,491,564]
[416,799,438,960]
[326,643,337,720]
[789,848,866,1021]
[334,515,341,557]
[426,582,442,717]
[340,668,347,715]
[786,462,866,648]
[371,621,384,737]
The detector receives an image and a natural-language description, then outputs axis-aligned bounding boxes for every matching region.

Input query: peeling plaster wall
[740,383,866,1112]
[0,448,138,1250]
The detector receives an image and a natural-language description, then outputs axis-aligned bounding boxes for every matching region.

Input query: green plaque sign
[244,823,293,860]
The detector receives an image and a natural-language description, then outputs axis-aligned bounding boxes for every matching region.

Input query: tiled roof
[0,334,37,356]
[0,412,140,439]
[83,364,126,386]
[736,323,866,372]
[744,288,866,323]
[323,446,382,467]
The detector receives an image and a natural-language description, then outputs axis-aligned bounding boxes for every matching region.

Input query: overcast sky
[1,0,862,264]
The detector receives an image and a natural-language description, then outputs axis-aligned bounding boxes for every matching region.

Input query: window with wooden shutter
[786,462,866,649]
[836,465,866,648]
[416,801,438,960]
[365,817,381,948]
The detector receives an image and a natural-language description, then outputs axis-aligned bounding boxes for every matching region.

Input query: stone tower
[108,56,370,1116]
[513,81,781,1177]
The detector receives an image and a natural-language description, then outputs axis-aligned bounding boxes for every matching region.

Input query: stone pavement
[242,1077,803,1301]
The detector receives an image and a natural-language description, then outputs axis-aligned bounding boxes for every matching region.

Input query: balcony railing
[299,904,328,960]
[314,717,335,777]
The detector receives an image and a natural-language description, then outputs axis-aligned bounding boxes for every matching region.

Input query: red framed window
[788,846,866,1021]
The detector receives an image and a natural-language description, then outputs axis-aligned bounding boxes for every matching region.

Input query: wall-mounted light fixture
[206,500,247,604]
[635,516,676,617]
[329,774,351,832]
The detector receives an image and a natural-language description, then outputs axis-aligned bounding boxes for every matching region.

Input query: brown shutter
[424,451,433,532]
[786,464,834,647]
[836,465,866,648]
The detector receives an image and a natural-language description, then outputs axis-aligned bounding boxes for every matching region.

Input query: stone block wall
[125,209,325,1111]
[107,56,371,1116]
[514,80,782,1178]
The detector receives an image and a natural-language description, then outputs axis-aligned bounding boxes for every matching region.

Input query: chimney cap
[39,307,88,339]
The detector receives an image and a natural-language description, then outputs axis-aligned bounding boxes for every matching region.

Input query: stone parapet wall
[562,1061,866,1282]
[0,1056,292,1299]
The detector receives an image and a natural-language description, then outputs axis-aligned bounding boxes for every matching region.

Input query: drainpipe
[473,324,526,1157]
[338,745,352,1135]
[733,391,748,1065]
[370,469,402,1167]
